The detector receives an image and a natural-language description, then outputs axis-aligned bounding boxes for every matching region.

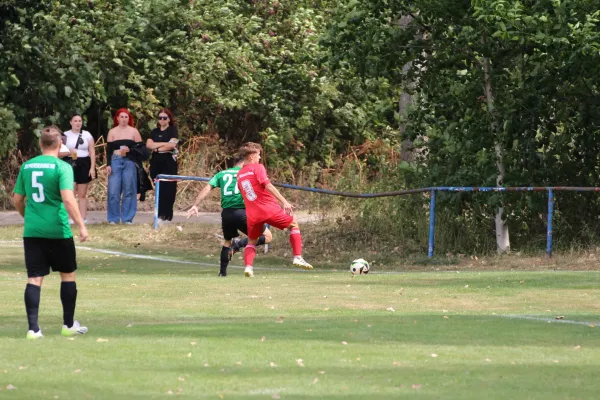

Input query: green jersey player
[13,125,89,339]
[187,158,272,276]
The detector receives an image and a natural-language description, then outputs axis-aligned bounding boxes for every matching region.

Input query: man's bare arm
[13,193,25,217]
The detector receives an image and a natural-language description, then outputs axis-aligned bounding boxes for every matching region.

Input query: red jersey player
[237,142,313,277]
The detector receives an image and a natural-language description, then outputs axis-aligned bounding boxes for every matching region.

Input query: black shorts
[24,237,78,278]
[73,156,93,184]
[221,208,267,241]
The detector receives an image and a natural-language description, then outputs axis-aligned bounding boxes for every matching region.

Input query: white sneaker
[69,219,74,225]
[244,266,254,278]
[26,329,44,340]
[61,320,88,337]
[293,256,313,270]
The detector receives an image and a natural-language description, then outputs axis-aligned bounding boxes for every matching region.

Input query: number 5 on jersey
[32,171,45,203]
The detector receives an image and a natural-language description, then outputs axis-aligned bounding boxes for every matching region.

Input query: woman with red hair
[146,108,179,223]
[106,108,143,224]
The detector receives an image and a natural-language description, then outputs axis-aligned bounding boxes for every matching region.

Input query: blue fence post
[546,188,554,258]
[428,189,437,258]
[153,178,161,230]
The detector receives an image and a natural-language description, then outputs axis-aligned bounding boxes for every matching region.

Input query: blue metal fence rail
[155,174,600,258]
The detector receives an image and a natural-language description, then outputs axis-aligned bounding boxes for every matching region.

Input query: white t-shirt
[60,144,69,154]
[64,130,94,157]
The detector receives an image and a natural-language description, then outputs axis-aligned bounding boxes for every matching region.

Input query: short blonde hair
[238,142,262,159]
[40,125,62,150]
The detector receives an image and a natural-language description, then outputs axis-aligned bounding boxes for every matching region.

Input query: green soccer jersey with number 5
[208,166,245,209]
[14,155,74,238]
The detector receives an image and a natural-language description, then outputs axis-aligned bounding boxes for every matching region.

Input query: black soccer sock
[220,246,230,275]
[60,281,77,328]
[238,237,265,247]
[24,283,41,332]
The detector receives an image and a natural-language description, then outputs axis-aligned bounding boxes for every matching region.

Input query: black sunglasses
[158,116,169,120]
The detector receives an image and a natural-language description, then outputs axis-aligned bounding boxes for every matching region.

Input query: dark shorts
[24,237,78,278]
[73,156,93,184]
[221,208,267,241]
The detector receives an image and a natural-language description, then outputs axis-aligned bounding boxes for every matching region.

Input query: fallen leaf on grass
[318,370,325,374]
[235,361,242,365]
[555,316,564,320]
[443,316,449,319]
[203,363,209,367]
[412,384,421,390]
[574,345,581,350]
[485,358,492,362]
[589,324,595,328]
[341,341,348,345]
[187,353,192,358]
[178,377,185,382]
[121,269,126,273]
[393,361,400,366]
[176,226,183,232]
[296,358,305,367]
[18,366,26,370]
[190,341,197,346]
[272,394,281,399]
[269,362,277,367]
[7,384,16,390]
[260,336,266,342]
[73,369,81,373]
[312,377,319,384]
[386,307,395,312]
[96,338,108,343]
[553,360,559,363]
[126,324,133,328]
[431,354,438,358]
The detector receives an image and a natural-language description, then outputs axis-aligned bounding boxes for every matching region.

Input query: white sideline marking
[498,314,599,326]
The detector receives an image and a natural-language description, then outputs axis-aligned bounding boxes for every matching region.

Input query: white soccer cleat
[26,329,44,340]
[61,320,88,337]
[244,266,254,278]
[293,256,313,270]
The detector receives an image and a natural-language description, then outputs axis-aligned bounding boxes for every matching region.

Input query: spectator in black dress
[146,108,179,223]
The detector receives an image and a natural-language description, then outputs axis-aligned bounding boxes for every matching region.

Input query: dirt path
[0,211,323,226]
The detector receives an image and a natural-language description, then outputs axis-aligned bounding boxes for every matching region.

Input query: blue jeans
[107,155,137,223]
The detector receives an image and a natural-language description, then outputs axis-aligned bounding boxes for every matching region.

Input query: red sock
[244,244,257,266]
[289,228,302,257]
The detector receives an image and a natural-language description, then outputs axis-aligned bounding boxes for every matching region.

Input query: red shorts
[247,210,294,239]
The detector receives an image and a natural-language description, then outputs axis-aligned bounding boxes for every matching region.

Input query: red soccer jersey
[237,163,281,222]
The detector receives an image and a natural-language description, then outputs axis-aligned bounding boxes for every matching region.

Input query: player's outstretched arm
[13,193,25,217]
[264,183,294,215]
[61,189,89,242]
[187,184,213,218]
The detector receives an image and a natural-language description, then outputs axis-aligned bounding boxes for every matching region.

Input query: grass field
[1,223,600,399]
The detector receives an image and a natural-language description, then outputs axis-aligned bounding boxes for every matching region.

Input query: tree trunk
[482,33,510,253]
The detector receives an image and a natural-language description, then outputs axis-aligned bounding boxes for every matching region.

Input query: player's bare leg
[25,276,44,339]
[232,228,272,256]
[60,272,87,336]
[288,220,313,270]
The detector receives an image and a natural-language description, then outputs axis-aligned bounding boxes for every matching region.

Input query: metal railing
[155,174,599,258]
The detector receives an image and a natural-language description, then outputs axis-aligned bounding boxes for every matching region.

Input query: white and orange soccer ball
[350,258,370,275]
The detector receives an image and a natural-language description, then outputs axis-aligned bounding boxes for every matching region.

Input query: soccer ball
[350,258,370,275]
